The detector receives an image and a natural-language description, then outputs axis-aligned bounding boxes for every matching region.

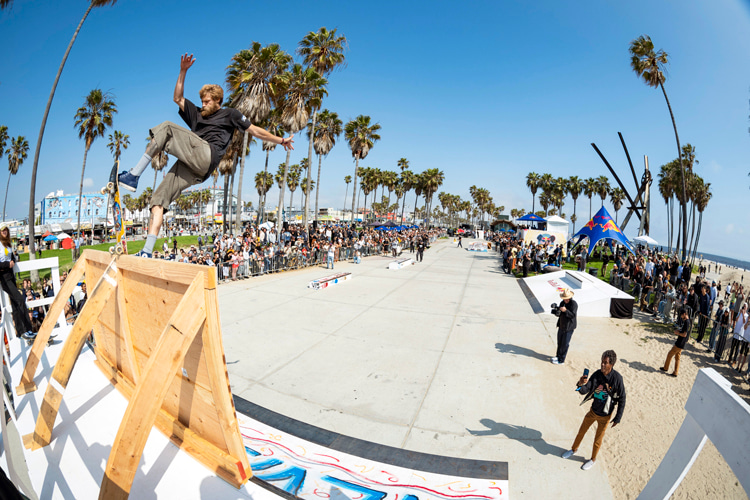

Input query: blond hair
[199,84,223,105]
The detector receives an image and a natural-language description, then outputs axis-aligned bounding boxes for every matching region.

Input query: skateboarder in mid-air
[118,53,294,257]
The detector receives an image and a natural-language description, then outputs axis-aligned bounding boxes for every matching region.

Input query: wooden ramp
[18,249,251,499]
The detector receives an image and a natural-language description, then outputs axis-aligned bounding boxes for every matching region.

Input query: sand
[588,306,750,499]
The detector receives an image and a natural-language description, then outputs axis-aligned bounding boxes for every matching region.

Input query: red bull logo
[601,220,621,233]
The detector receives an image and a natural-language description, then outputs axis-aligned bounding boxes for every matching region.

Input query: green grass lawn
[17,236,203,281]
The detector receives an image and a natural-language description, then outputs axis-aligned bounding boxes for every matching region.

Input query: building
[41,190,108,227]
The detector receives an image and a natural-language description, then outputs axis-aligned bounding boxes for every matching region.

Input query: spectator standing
[661,308,690,377]
[551,288,578,365]
[561,350,626,471]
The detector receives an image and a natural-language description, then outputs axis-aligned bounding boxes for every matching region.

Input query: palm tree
[21,0,119,259]
[526,172,540,213]
[276,64,327,228]
[255,171,273,219]
[309,109,342,223]
[287,165,300,213]
[344,115,381,224]
[630,35,687,259]
[399,169,416,224]
[691,181,711,261]
[609,187,625,223]
[343,175,352,214]
[595,176,610,208]
[257,109,284,223]
[4,135,28,221]
[297,27,347,230]
[567,176,583,232]
[74,88,116,238]
[275,163,288,221]
[226,42,291,233]
[583,177,597,220]
[658,161,677,251]
[106,130,129,163]
[420,168,444,226]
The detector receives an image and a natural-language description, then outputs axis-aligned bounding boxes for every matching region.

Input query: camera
[551,303,561,316]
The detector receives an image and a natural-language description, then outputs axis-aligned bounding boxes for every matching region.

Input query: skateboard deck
[102,161,126,255]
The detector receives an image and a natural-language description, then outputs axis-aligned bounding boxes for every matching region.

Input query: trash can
[588,267,598,277]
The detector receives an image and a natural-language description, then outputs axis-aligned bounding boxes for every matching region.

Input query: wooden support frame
[20,250,251,498]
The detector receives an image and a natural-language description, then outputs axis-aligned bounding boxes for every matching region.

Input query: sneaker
[118,171,140,192]
[659,367,667,372]
[550,357,558,363]
[551,359,561,365]
[134,249,152,258]
[21,331,36,340]
[581,459,595,470]
[669,373,677,378]
[561,449,575,459]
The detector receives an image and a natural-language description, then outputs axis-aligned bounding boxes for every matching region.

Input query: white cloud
[83,178,93,188]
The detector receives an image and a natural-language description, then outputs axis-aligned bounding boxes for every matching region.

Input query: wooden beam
[83,249,216,289]
[94,357,248,486]
[115,270,139,383]
[201,287,251,483]
[99,275,207,500]
[16,256,86,395]
[23,258,118,450]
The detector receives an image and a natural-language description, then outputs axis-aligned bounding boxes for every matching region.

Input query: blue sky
[1,0,749,260]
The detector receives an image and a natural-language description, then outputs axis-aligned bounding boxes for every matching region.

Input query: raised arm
[174,53,195,111]
[246,124,295,152]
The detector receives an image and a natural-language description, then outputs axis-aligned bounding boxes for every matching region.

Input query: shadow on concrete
[495,342,551,362]
[466,419,575,460]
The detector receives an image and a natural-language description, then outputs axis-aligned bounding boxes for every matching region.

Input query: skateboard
[101,160,126,255]
[25,333,57,347]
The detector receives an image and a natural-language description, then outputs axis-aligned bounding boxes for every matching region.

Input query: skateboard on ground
[25,333,57,347]
[101,160,126,255]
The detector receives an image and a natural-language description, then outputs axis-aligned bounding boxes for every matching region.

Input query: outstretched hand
[282,134,295,152]
[180,53,196,72]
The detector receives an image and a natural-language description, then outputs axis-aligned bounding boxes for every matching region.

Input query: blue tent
[572,206,633,256]
[517,213,546,222]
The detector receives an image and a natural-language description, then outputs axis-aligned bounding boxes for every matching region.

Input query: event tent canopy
[517,213,546,222]
[572,206,633,256]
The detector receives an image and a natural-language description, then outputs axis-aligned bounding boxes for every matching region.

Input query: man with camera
[551,288,578,365]
[561,350,626,471]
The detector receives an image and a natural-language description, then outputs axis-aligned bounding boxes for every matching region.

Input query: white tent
[545,215,569,240]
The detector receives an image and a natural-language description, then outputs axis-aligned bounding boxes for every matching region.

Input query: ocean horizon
[658,247,750,271]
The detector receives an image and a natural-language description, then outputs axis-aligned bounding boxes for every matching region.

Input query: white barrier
[0,257,67,338]
[388,258,414,270]
[308,272,352,290]
[637,368,750,499]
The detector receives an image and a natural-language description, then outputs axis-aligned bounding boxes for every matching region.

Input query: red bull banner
[572,206,633,255]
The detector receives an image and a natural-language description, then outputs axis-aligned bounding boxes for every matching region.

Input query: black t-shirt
[179,99,251,178]
[578,369,626,423]
[675,316,689,349]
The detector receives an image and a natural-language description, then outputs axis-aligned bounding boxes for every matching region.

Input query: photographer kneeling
[551,288,578,365]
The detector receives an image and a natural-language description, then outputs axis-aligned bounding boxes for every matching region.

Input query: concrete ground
[220,238,614,499]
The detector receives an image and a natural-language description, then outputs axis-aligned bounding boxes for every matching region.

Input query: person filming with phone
[560,350,626,471]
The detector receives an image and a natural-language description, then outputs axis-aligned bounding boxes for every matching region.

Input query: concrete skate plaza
[220,238,613,499]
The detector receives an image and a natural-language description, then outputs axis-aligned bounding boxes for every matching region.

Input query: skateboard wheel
[101,187,108,195]
[114,244,124,255]
[106,182,114,191]
[109,246,115,255]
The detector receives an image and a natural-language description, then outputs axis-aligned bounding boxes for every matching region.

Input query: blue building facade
[41,193,108,225]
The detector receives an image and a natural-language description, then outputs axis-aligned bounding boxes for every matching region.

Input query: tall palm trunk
[692,212,703,261]
[304,110,317,230]
[76,145,91,242]
[229,161,236,234]
[222,173,230,234]
[343,183,349,215]
[260,150,271,223]
[413,191,419,224]
[278,149,292,225]
[314,153,323,224]
[350,157,359,224]
[235,131,249,234]
[27,2,96,263]
[3,170,12,222]
[399,190,408,224]
[660,82,687,261]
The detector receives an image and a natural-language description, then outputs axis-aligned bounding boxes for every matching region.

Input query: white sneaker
[582,459,595,470]
[561,449,574,459]
[551,359,561,365]
[550,357,558,363]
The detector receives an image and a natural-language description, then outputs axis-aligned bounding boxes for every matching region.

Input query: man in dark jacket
[561,350,626,471]
[551,288,578,365]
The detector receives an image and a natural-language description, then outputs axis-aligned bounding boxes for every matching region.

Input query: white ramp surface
[521,270,633,317]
